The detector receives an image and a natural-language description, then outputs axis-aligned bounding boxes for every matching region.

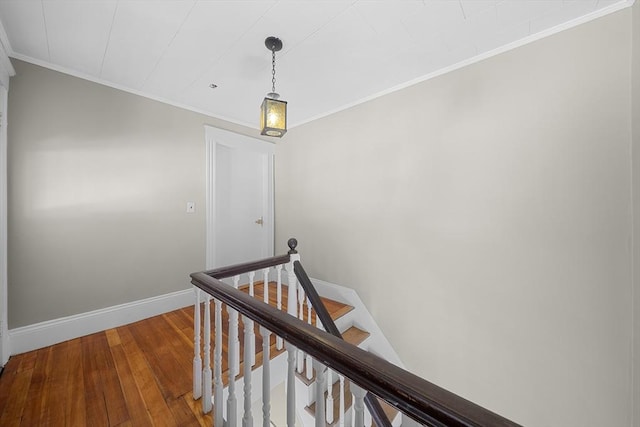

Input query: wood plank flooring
[0,283,353,426]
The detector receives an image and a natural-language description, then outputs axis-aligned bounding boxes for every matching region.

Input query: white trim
[0,18,14,60]
[8,288,195,355]
[0,53,11,90]
[4,0,632,129]
[0,86,7,365]
[294,0,636,127]
[204,126,275,269]
[9,52,257,131]
[0,18,15,91]
[205,125,275,155]
[0,17,12,364]
[205,132,216,270]
[265,149,275,256]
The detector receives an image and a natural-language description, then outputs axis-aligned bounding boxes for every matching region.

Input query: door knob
[255,217,263,226]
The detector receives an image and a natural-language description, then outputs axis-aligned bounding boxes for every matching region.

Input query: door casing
[204,126,275,270]
[0,85,8,365]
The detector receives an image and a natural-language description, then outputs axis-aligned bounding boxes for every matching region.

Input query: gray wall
[276,9,634,427]
[7,60,252,328]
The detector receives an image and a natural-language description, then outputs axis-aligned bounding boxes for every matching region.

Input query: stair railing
[293,254,391,427]
[191,238,522,427]
[193,251,293,425]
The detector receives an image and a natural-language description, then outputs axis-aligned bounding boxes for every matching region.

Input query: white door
[205,126,274,269]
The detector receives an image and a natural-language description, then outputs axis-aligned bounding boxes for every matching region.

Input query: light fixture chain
[261,36,287,137]
[271,48,276,93]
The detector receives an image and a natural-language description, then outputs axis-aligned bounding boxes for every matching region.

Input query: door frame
[0,84,9,365]
[204,125,275,270]
[0,30,15,366]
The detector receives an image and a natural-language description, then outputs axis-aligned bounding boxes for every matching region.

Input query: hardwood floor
[0,283,353,426]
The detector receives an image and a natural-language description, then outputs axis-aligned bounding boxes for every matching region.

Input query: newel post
[285,238,299,427]
[285,238,299,316]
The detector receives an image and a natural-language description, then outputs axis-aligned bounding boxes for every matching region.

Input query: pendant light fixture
[260,36,287,137]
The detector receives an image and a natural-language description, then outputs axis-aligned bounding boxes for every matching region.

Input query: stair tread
[375,398,400,427]
[239,282,354,323]
[305,379,352,424]
[341,325,370,347]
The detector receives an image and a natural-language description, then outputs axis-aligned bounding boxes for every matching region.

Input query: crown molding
[0,19,15,89]
[8,52,259,132]
[2,0,634,127]
[294,0,636,128]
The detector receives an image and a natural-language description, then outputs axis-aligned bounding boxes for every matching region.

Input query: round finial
[287,238,298,254]
[265,36,283,52]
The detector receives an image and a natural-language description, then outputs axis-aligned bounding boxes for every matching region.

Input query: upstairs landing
[0,282,358,426]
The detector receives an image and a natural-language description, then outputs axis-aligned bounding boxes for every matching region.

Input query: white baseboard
[8,288,195,355]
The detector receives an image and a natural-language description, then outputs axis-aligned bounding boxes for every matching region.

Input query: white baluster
[261,324,272,427]
[262,268,270,303]
[214,299,224,427]
[298,283,305,318]
[228,276,241,426]
[339,375,345,427]
[352,383,366,427]
[193,288,202,400]
[202,294,212,413]
[262,268,271,427]
[232,276,241,374]
[248,271,256,367]
[286,343,296,427]
[364,406,372,427]
[285,253,299,427]
[305,297,313,380]
[276,264,283,349]
[286,254,298,317]
[242,314,253,427]
[249,271,255,296]
[326,368,334,424]
[314,360,327,427]
[297,285,306,374]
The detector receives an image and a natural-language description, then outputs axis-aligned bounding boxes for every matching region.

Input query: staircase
[191,239,522,427]
[202,280,401,426]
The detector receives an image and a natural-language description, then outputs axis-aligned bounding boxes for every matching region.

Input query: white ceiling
[0,0,633,131]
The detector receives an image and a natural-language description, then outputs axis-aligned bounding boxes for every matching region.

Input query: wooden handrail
[293,261,341,336]
[190,271,522,427]
[203,254,290,279]
[294,260,392,427]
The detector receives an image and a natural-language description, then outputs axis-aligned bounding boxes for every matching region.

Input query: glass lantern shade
[260,97,287,137]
